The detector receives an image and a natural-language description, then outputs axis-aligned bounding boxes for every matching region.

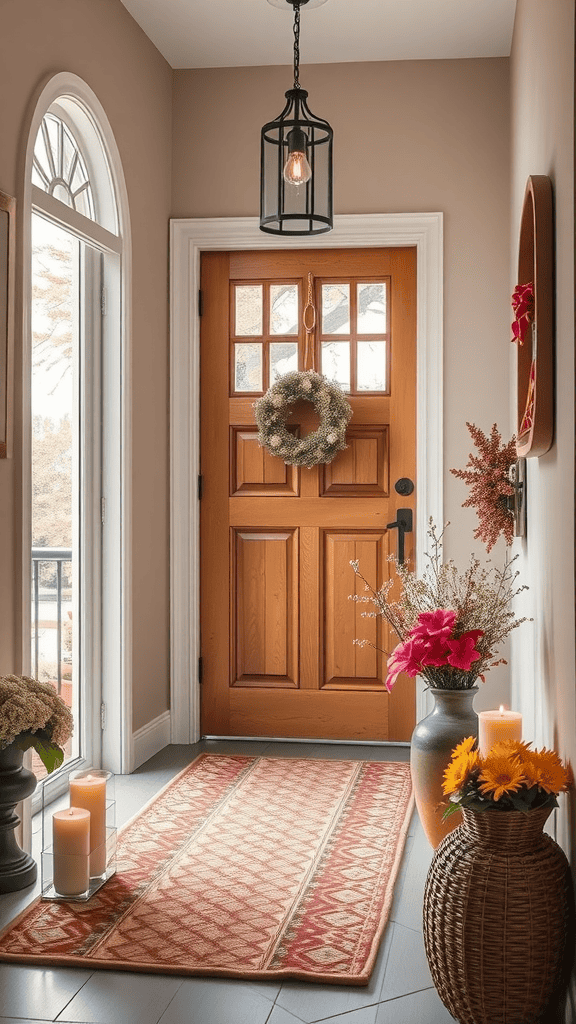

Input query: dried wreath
[254,370,353,468]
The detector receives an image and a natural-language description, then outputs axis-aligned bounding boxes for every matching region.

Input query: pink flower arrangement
[350,522,529,692]
[511,282,534,345]
[385,609,483,691]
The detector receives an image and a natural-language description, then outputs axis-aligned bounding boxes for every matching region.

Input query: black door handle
[386,508,413,565]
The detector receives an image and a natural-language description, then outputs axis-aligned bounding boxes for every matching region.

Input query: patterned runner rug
[0,754,413,984]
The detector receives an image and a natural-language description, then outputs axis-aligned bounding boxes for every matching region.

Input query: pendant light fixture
[260,0,333,235]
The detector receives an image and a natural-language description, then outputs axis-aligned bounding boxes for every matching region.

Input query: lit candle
[52,807,90,897]
[478,706,523,756]
[69,771,108,876]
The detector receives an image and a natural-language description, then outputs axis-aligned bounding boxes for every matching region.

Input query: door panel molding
[170,213,443,743]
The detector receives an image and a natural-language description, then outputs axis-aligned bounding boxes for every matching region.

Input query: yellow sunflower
[451,736,477,760]
[487,739,532,761]
[443,750,480,796]
[478,755,526,801]
[530,748,569,794]
[520,755,542,788]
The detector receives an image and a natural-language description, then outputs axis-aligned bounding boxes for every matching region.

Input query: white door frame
[170,213,443,743]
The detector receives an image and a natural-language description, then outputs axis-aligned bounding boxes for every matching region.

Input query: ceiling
[119,0,517,71]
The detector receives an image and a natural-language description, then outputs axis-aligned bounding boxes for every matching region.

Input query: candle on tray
[478,706,523,756]
[69,771,108,876]
[52,807,90,897]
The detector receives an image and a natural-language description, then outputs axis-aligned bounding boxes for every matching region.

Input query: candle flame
[499,704,506,714]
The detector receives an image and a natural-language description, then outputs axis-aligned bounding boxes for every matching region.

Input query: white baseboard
[131,711,171,771]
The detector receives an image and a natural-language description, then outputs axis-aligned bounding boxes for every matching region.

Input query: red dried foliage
[450,423,517,552]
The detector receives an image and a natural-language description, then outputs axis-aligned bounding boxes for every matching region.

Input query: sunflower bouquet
[442,737,572,819]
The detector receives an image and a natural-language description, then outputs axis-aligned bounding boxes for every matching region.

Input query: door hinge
[198,474,203,500]
[101,496,106,524]
[101,287,107,317]
[198,289,203,317]
[198,657,203,686]
[100,702,107,731]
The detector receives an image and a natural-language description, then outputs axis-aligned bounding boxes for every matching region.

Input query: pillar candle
[69,771,108,876]
[478,706,523,756]
[52,807,90,896]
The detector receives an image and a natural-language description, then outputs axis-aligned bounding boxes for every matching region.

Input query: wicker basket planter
[423,806,572,1024]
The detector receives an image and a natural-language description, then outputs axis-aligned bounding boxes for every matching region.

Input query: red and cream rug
[0,754,413,984]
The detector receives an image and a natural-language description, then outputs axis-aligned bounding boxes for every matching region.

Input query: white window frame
[23,73,132,793]
[170,213,444,742]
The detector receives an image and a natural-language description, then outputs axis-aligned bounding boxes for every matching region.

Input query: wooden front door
[200,248,416,741]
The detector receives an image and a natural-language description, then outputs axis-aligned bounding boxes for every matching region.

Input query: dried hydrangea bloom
[450,422,517,552]
[0,674,73,749]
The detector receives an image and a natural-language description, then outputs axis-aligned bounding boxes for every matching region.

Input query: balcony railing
[31,547,72,695]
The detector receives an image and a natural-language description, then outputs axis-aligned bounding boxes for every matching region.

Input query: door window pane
[270,284,298,335]
[357,341,387,391]
[235,285,263,336]
[357,283,387,333]
[31,215,78,779]
[235,343,262,391]
[270,342,298,383]
[321,341,350,391]
[321,284,350,334]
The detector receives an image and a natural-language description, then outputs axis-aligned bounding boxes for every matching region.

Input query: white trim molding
[132,711,172,772]
[22,72,132,776]
[170,213,444,743]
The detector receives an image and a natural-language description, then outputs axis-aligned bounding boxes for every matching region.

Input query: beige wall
[0,0,172,731]
[510,0,575,862]
[173,56,512,711]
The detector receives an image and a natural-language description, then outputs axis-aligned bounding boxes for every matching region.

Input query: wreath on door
[254,370,353,468]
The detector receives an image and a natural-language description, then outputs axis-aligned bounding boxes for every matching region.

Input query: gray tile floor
[0,741,455,1024]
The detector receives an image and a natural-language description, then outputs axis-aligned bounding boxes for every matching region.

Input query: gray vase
[0,741,37,891]
[410,686,478,848]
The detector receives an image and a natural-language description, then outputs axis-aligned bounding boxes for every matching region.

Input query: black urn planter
[0,742,37,892]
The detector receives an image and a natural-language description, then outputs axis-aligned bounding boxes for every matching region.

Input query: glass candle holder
[41,768,116,901]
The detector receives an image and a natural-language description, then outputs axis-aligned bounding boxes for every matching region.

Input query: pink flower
[411,609,456,638]
[419,634,451,667]
[385,638,429,691]
[511,283,534,345]
[446,630,484,671]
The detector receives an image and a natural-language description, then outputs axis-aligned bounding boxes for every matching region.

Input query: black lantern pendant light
[260,0,333,235]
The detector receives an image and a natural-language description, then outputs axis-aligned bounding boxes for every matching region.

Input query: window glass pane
[235,285,263,336]
[31,214,78,780]
[235,343,262,391]
[357,341,387,391]
[45,115,59,171]
[322,283,350,334]
[321,341,350,391]
[357,283,387,333]
[270,342,298,383]
[33,133,51,190]
[270,284,298,335]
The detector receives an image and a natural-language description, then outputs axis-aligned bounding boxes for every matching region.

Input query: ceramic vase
[410,685,478,847]
[423,806,572,1024]
[0,741,37,891]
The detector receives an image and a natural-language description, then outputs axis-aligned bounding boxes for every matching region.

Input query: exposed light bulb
[283,127,312,186]
[283,150,312,186]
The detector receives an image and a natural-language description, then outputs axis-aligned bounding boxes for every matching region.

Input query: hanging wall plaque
[514,175,554,458]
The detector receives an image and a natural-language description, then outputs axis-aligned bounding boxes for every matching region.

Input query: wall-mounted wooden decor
[514,175,554,458]
[0,189,15,459]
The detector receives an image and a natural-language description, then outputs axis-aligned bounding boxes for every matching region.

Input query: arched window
[32,112,95,219]
[24,75,131,799]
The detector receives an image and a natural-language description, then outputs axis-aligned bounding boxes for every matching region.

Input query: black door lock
[395,477,415,496]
